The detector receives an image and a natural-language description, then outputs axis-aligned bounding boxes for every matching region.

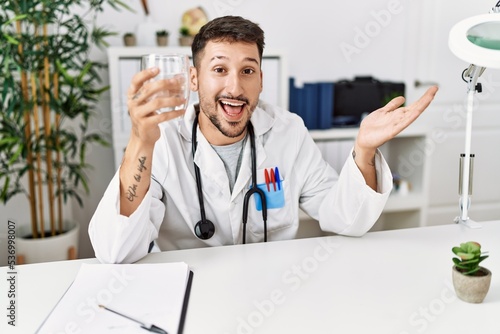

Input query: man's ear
[260,70,263,93]
[190,66,198,91]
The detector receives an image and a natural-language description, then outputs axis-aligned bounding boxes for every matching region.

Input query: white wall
[102,0,411,82]
[2,0,499,260]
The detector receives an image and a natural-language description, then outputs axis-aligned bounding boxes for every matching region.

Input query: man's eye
[243,69,255,75]
[214,67,225,73]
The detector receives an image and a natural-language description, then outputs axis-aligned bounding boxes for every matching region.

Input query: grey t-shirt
[211,135,248,193]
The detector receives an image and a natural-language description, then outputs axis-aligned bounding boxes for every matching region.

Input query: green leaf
[451,246,462,255]
[459,258,479,265]
[462,267,480,276]
[8,145,23,165]
[456,252,474,261]
[0,137,19,146]
[0,175,10,202]
[477,255,489,264]
[4,14,28,26]
[109,0,135,12]
[76,62,93,86]
[3,34,19,45]
[55,60,74,85]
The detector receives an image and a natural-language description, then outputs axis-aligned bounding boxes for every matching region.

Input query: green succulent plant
[452,241,489,275]
[156,30,169,37]
[179,26,190,37]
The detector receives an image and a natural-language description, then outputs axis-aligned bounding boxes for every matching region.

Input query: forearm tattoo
[352,149,376,167]
[126,156,147,202]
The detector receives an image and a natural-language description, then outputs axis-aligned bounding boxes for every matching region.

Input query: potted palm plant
[451,241,491,303]
[0,0,130,264]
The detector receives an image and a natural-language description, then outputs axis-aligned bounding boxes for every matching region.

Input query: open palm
[356,86,438,150]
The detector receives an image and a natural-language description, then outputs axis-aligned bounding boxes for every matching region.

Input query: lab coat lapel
[230,132,268,201]
[231,138,252,201]
[250,103,274,172]
[183,104,229,196]
[193,130,229,196]
[179,104,196,143]
[230,108,271,201]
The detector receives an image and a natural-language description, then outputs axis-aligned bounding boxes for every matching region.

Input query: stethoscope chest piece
[194,219,215,240]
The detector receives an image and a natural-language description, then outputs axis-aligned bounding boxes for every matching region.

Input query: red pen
[264,169,270,192]
[270,168,276,191]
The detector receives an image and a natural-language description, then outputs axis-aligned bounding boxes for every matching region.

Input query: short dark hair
[191,16,265,67]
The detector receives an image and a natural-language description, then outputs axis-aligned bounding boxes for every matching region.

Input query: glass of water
[140,54,191,113]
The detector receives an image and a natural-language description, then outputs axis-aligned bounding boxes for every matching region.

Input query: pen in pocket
[264,167,281,192]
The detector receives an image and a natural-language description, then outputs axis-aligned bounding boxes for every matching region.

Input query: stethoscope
[191,112,267,243]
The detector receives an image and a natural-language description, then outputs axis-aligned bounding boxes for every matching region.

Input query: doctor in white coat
[89,16,438,264]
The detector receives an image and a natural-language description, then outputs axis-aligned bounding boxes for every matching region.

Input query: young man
[89,16,438,264]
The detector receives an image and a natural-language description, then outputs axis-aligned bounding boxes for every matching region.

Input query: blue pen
[274,167,281,190]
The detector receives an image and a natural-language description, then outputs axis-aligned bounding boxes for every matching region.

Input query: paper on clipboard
[36,262,193,334]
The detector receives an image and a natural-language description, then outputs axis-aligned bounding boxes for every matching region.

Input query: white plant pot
[16,221,80,264]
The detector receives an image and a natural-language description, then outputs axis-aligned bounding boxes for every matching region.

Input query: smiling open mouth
[220,100,246,118]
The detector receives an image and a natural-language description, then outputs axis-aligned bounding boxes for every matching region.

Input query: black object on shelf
[333,76,405,127]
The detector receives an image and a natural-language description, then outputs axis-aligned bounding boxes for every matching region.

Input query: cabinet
[297,126,430,237]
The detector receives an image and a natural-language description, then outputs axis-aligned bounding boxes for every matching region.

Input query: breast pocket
[248,178,294,236]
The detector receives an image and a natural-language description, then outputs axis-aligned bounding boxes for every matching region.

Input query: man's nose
[224,72,244,97]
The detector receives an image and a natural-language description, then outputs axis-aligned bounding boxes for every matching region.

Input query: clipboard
[178,270,193,334]
[36,262,194,334]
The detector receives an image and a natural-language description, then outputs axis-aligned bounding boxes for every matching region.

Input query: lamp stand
[449,1,500,228]
[454,65,485,229]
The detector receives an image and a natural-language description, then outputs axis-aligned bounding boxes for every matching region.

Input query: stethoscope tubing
[191,111,267,243]
[242,123,267,242]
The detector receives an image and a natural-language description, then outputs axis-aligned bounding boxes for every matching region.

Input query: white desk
[2,221,500,334]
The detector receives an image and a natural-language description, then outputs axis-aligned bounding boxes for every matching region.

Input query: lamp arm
[462,64,485,92]
[490,1,500,12]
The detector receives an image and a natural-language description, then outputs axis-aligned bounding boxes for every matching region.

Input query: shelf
[309,126,428,141]
[309,128,359,141]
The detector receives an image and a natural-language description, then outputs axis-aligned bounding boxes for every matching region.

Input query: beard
[199,93,258,138]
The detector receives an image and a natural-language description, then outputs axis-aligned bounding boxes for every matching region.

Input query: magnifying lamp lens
[467,22,500,50]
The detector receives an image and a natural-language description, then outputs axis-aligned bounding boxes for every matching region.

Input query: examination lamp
[448,2,500,228]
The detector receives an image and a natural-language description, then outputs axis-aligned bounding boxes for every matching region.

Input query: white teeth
[221,101,243,107]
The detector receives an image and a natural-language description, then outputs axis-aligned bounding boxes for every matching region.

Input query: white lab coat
[89,101,392,263]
